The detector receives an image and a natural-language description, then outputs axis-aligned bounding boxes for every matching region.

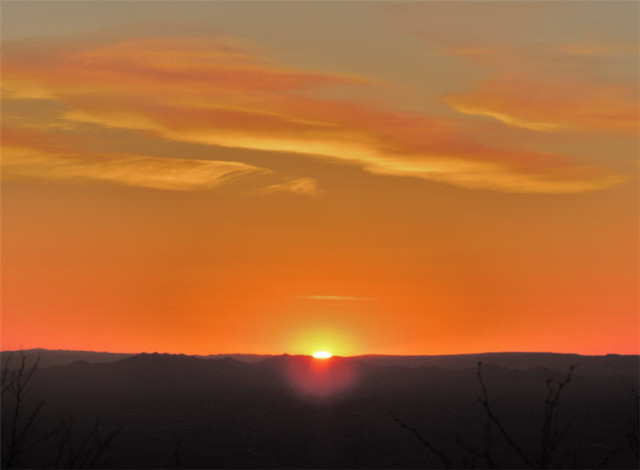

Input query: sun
[312,351,332,359]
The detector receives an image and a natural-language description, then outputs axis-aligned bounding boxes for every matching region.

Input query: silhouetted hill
[3,349,637,375]
[2,351,638,468]
[0,349,272,369]
[356,352,640,376]
[0,349,135,368]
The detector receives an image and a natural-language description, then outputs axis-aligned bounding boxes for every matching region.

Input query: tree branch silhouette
[1,350,54,468]
[54,416,121,469]
[392,412,452,469]
[477,361,534,468]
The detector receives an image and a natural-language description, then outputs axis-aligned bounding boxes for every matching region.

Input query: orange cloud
[294,295,375,302]
[2,129,265,191]
[2,36,628,193]
[439,40,638,134]
[260,177,319,197]
[446,77,638,134]
[1,127,317,194]
[554,41,635,58]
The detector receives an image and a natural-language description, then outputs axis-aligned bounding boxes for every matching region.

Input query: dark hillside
[2,352,638,468]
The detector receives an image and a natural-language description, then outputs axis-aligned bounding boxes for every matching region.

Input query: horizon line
[1,348,637,358]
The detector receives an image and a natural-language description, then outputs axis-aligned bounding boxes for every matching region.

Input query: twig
[595,445,621,470]
[2,351,51,468]
[628,388,639,459]
[477,361,533,468]
[392,412,452,469]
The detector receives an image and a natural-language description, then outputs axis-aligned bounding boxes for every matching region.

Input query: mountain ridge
[2,348,637,376]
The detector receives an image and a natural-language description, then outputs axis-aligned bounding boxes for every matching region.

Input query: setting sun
[312,351,332,359]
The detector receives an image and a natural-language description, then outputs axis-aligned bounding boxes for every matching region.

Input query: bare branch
[628,388,639,459]
[1,350,52,469]
[2,352,16,393]
[477,361,533,468]
[595,445,621,470]
[538,365,575,468]
[392,412,452,469]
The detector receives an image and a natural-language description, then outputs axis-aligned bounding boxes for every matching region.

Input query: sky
[1,1,638,356]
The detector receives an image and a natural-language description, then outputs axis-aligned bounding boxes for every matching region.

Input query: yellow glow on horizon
[286,325,360,357]
[312,351,332,359]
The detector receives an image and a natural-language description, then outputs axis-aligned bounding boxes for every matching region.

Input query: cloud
[445,77,638,135]
[2,35,630,194]
[259,177,319,197]
[2,126,296,192]
[554,42,635,58]
[2,147,264,192]
[293,295,375,302]
[437,40,638,135]
[448,105,568,132]
[391,5,638,137]
[362,154,626,194]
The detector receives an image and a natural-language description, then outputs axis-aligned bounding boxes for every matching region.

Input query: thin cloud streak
[294,295,376,302]
[258,177,319,197]
[446,79,638,134]
[2,146,265,192]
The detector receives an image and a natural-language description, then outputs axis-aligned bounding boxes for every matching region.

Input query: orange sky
[1,2,638,356]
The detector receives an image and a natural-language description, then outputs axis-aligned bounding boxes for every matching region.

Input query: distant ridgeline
[1,349,637,375]
[1,350,638,468]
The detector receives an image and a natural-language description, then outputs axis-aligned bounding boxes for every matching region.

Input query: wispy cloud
[2,146,264,192]
[387,4,638,137]
[554,41,635,58]
[1,126,311,193]
[293,295,375,302]
[259,177,319,197]
[2,35,630,193]
[445,77,637,135]
[439,43,638,135]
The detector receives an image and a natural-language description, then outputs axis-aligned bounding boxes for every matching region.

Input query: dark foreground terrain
[2,350,638,468]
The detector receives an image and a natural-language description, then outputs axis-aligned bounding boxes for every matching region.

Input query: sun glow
[312,351,332,359]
